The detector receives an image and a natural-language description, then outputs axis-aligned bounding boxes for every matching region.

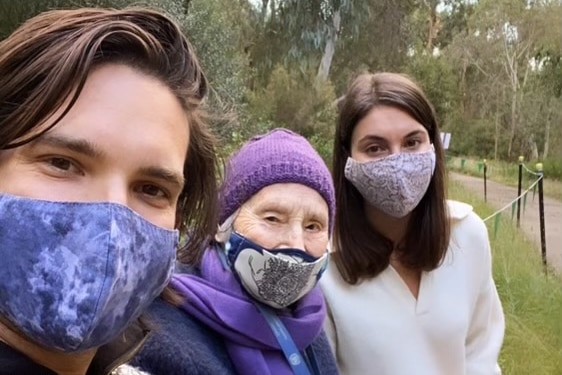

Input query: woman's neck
[365,205,410,246]
[0,319,96,375]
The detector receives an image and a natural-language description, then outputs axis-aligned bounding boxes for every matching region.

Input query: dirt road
[450,173,562,271]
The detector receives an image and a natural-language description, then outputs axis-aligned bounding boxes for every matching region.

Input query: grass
[447,156,562,201]
[448,179,562,374]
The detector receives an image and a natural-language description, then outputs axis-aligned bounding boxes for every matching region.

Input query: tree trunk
[182,0,191,15]
[426,0,439,53]
[529,136,539,160]
[459,61,467,114]
[317,8,341,81]
[260,0,269,25]
[494,92,500,160]
[543,107,552,159]
[508,87,517,158]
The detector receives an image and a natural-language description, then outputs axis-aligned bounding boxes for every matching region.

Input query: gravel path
[450,172,562,271]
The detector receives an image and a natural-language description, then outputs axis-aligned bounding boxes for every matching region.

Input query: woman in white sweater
[321,72,504,375]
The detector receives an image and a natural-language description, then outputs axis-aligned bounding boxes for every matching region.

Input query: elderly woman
[132,128,339,375]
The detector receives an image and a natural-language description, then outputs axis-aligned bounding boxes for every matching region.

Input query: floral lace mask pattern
[344,148,436,218]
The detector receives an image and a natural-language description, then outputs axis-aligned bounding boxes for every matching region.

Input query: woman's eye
[306,222,322,232]
[264,215,279,223]
[405,139,421,148]
[366,144,383,154]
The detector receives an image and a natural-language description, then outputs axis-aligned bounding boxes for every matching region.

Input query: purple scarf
[170,248,326,375]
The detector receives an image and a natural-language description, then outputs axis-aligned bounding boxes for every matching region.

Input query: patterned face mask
[225,232,328,309]
[344,147,436,218]
[0,192,178,352]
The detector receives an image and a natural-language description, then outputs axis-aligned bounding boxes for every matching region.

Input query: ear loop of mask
[215,211,239,271]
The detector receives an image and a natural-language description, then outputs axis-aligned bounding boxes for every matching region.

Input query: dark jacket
[131,266,339,375]
[0,322,149,375]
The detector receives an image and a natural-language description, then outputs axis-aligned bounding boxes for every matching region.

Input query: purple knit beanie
[219,128,335,234]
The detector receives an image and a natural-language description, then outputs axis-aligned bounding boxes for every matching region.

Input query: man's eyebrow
[29,134,106,158]
[139,166,185,190]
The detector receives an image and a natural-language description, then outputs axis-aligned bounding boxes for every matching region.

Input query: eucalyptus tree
[250,0,422,98]
[443,0,562,159]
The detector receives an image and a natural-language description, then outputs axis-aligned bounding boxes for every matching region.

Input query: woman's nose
[279,226,306,251]
[388,145,402,155]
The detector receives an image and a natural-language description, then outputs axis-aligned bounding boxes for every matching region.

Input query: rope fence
[482,175,542,222]
[480,159,548,273]
[448,155,549,273]
[522,163,542,177]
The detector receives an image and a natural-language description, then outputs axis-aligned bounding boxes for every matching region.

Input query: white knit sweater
[320,200,504,375]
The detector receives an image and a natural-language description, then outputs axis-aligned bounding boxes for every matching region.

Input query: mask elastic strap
[254,302,314,375]
[216,246,231,271]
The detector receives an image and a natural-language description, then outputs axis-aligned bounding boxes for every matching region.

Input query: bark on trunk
[317,8,341,81]
[543,107,552,159]
[508,88,517,158]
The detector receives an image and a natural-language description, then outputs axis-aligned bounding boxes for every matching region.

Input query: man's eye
[140,184,168,198]
[265,215,279,223]
[48,157,73,171]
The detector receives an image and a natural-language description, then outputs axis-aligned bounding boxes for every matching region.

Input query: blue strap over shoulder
[255,303,314,375]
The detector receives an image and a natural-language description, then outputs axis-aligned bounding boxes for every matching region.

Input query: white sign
[440,132,451,150]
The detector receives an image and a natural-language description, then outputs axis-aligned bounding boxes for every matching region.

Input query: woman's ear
[214,211,238,244]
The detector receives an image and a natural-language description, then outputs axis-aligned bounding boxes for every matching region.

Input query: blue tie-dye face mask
[0,192,178,352]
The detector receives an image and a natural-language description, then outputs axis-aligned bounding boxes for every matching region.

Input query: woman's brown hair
[332,72,450,284]
[0,7,218,264]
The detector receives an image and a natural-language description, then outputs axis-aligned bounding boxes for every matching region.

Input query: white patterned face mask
[225,231,329,309]
[344,147,436,218]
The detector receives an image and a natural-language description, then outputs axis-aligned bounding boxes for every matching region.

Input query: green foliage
[181,0,251,142]
[184,0,249,108]
[243,65,336,162]
[435,0,476,49]
[328,0,414,92]
[248,0,345,87]
[447,118,497,158]
[448,180,562,374]
[0,0,141,39]
[2,0,561,183]
[247,0,411,92]
[406,54,459,129]
[309,133,334,169]
[439,0,562,161]
[542,158,562,181]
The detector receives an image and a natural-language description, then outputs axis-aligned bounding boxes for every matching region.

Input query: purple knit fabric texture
[219,128,335,233]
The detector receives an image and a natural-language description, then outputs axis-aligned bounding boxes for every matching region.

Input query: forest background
[1,0,561,176]
[2,1,562,373]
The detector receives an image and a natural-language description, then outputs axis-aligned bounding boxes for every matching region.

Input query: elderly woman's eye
[264,215,279,223]
[306,222,322,231]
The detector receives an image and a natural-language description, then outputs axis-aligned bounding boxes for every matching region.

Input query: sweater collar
[447,200,473,221]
